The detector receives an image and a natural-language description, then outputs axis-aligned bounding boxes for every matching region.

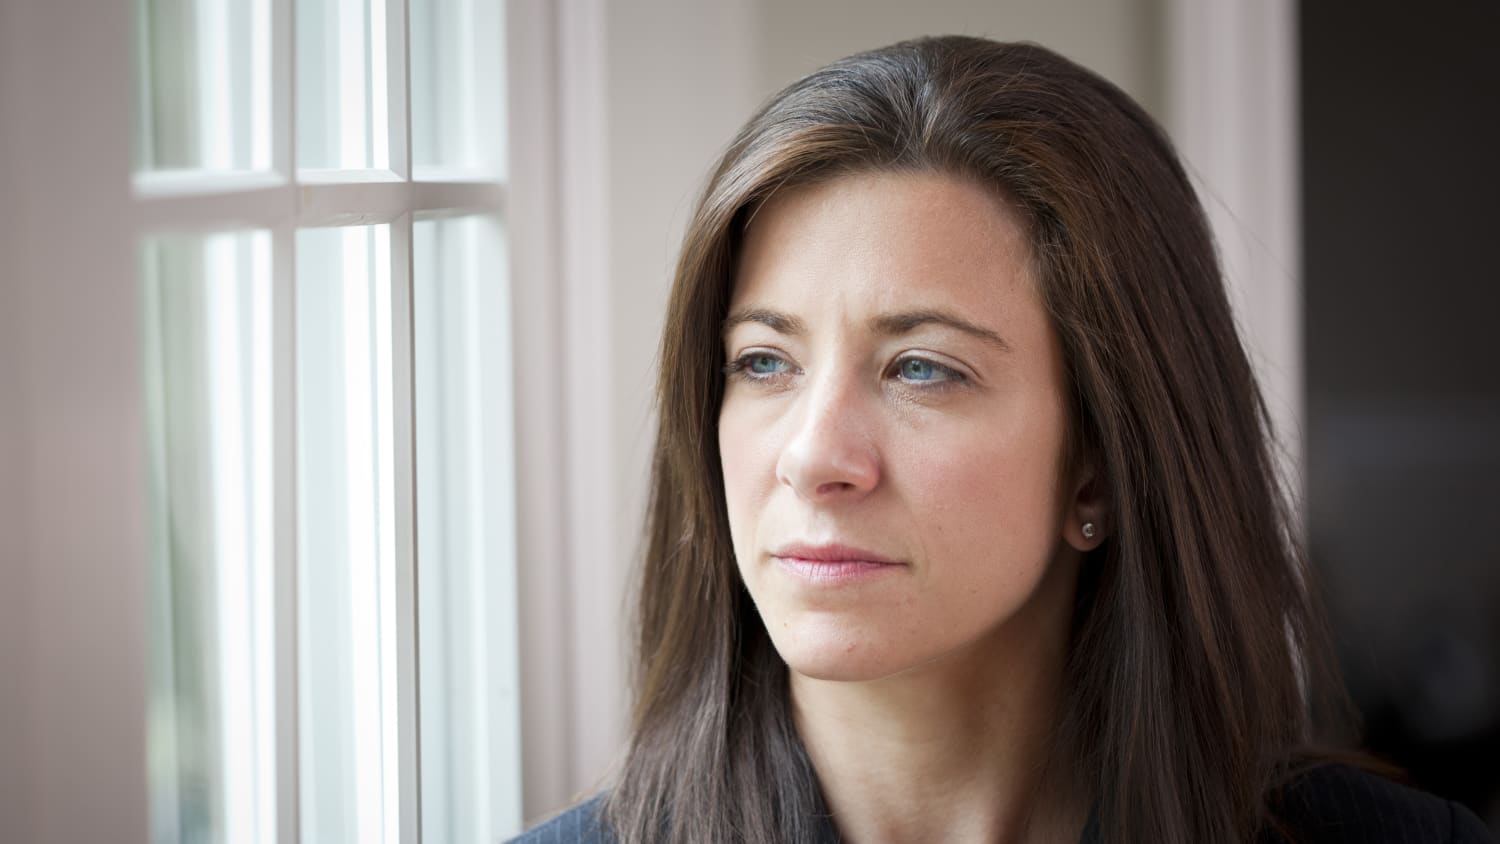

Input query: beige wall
[756,0,1165,119]
[0,2,27,837]
[605,0,761,574]
[562,0,767,800]
[0,2,147,841]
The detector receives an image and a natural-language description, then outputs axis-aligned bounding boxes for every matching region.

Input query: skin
[718,171,1108,843]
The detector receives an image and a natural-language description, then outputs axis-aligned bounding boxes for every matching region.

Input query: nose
[775,367,881,502]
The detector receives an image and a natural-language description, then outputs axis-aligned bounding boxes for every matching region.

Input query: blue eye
[896,356,961,385]
[748,354,786,375]
[900,358,937,381]
[725,352,794,384]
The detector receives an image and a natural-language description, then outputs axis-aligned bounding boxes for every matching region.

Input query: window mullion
[271,219,301,844]
[274,0,296,180]
[134,181,298,235]
[273,1,299,843]
[295,180,505,232]
[389,2,421,840]
[388,210,422,844]
[389,0,413,182]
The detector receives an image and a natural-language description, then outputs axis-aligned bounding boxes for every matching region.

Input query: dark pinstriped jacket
[508,764,1494,843]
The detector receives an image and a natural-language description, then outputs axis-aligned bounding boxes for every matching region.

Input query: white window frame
[1,0,584,841]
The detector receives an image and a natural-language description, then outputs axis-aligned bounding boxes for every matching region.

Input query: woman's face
[718,170,1097,683]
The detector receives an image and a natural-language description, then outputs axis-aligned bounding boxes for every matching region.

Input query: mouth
[770,542,906,584]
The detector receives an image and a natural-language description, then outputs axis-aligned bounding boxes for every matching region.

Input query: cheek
[895,418,1066,581]
[717,407,775,555]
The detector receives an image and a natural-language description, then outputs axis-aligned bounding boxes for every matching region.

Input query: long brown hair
[605,36,1352,842]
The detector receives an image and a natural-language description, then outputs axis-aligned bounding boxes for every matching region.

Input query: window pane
[143,231,277,844]
[413,216,522,839]
[295,224,400,843]
[411,0,507,177]
[298,0,391,171]
[135,0,272,173]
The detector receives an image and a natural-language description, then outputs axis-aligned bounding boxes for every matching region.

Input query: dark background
[1302,0,1500,831]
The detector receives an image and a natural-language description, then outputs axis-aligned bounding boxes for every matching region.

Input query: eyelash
[722,352,968,392]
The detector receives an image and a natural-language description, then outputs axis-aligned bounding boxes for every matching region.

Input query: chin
[785,657,898,684]
[767,615,920,683]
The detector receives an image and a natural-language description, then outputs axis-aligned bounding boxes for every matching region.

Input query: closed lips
[773,543,903,564]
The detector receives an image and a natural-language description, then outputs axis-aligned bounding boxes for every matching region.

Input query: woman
[514,37,1493,843]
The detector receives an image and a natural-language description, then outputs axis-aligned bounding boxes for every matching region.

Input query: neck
[790,586,1085,843]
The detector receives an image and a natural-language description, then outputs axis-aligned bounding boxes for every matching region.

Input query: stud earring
[1082,522,1097,540]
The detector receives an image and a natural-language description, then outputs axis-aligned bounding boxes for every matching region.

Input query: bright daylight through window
[134,0,520,841]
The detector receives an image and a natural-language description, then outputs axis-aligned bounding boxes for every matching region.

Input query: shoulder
[1263,763,1493,844]
[507,795,614,844]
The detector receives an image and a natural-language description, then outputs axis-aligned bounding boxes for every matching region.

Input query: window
[135,1,520,840]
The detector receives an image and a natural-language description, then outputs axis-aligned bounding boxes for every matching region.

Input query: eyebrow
[722,306,1012,353]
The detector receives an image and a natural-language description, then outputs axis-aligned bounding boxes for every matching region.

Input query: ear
[1062,459,1110,552]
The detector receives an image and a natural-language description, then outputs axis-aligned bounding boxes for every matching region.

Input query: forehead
[731,170,1037,319]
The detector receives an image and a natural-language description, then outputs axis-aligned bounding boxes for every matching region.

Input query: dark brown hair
[606,36,1353,843]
